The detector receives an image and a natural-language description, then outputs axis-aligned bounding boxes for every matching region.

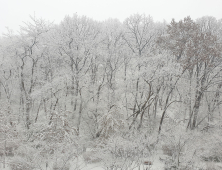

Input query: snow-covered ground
[2,152,222,170]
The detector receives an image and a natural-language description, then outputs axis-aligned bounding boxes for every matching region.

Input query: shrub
[10,157,34,170]
[53,161,70,170]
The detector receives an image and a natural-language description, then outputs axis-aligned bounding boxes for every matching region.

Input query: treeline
[0,14,222,169]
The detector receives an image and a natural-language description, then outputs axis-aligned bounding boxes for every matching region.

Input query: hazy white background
[0,0,221,35]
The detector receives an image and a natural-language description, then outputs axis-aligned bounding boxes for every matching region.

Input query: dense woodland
[0,14,222,170]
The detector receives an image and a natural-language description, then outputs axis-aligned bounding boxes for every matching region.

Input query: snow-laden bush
[92,129,158,170]
[53,161,70,170]
[160,125,207,170]
[97,105,125,138]
[10,156,35,170]
[199,129,222,164]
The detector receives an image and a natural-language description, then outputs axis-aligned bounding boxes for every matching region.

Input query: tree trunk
[191,90,203,129]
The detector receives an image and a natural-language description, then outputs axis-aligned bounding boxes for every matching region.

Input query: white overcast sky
[0,0,222,35]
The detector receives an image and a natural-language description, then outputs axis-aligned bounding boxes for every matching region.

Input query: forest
[0,14,222,170]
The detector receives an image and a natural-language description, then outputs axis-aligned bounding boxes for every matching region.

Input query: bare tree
[55,14,101,134]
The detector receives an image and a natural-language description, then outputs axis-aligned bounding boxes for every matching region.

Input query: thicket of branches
[0,14,222,170]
